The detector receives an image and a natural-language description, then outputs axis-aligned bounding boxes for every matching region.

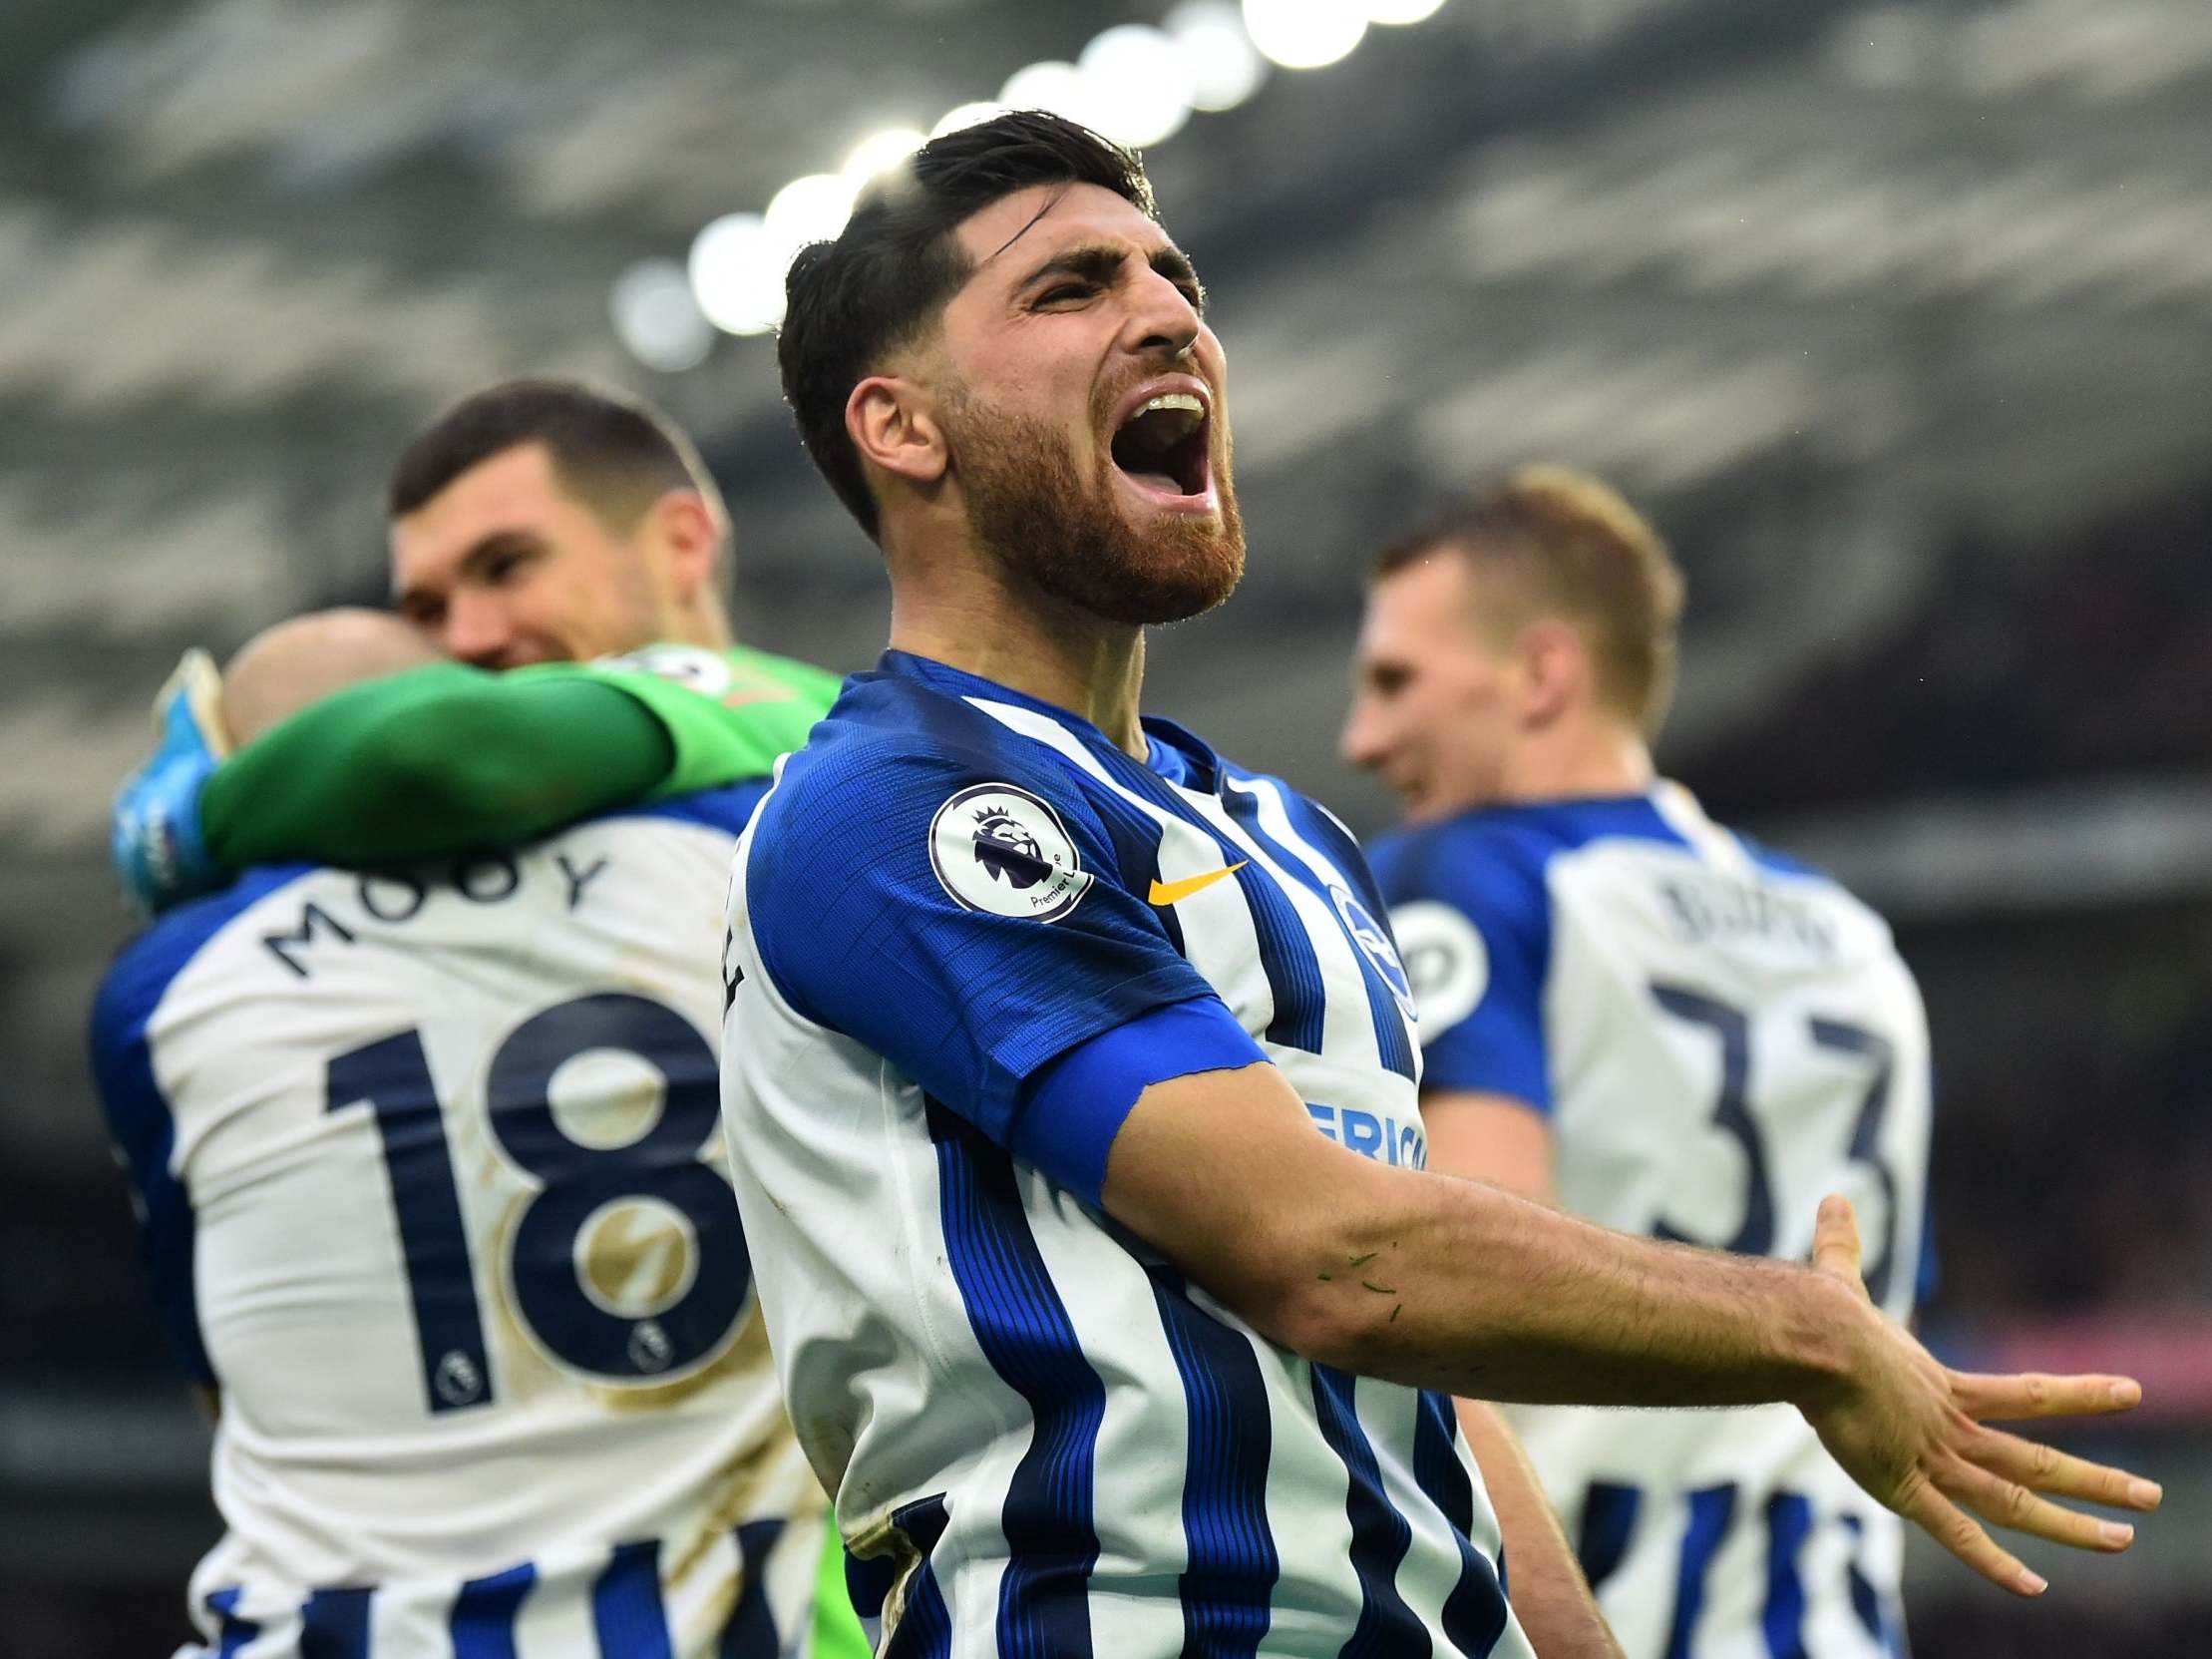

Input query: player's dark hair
[388,377,727,535]
[1374,466,1688,736]
[778,110,1157,541]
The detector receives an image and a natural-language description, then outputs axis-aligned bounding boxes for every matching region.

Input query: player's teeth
[1139,393,1203,416]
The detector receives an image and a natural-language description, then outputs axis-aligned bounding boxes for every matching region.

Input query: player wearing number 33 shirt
[1346,471,1934,1659]
[90,616,863,1657]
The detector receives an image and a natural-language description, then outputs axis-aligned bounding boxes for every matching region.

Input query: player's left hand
[110,648,231,915]
[1798,1195,2162,1598]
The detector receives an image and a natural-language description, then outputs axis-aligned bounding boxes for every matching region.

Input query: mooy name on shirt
[260,850,614,980]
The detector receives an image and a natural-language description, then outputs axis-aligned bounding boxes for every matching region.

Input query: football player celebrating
[112,379,840,913]
[1344,467,1940,1657]
[715,111,2156,1659]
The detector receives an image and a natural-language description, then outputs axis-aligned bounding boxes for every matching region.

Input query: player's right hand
[110,648,231,916]
[1796,1194,2161,1597]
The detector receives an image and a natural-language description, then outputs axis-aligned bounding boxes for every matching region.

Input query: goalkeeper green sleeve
[199,662,674,869]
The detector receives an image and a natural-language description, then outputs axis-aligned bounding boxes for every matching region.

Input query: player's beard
[945,390,1246,627]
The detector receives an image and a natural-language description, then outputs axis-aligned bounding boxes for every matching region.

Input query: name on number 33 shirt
[718,649,1539,1659]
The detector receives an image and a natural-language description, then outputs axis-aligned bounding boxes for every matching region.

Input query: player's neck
[888,560,1148,757]
[671,595,734,651]
[1496,719,1654,804]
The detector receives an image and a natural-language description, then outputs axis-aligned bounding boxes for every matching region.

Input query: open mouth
[1110,392,1212,501]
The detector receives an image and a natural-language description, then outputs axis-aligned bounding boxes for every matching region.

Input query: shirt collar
[875,649,1224,792]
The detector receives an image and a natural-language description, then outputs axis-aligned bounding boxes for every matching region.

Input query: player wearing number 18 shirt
[1346,471,1934,1659]
[91,614,855,1657]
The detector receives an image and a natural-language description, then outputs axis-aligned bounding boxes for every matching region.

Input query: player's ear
[650,489,725,603]
[1517,618,1586,728]
[848,375,948,491]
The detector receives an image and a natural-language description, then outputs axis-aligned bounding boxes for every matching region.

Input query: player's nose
[443,592,515,668]
[1122,265,1202,363]
[1339,699,1386,771]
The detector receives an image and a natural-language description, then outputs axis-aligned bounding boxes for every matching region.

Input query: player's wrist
[1769,1267,1877,1415]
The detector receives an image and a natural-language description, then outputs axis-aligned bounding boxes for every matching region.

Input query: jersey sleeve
[1371,830,1555,1113]
[198,662,673,871]
[746,740,1229,1199]
[575,645,842,800]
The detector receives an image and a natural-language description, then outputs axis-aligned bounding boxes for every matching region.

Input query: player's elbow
[1199,1202,1421,1377]
[1247,1273,1403,1375]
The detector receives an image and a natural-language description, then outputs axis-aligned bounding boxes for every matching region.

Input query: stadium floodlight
[843,127,928,188]
[1242,0,1368,69]
[610,258,716,371]
[1166,0,1270,112]
[1078,25,1197,148]
[1363,0,1447,23]
[931,100,1008,139]
[651,0,1450,366]
[999,60,1106,129]
[763,172,860,258]
[686,212,786,336]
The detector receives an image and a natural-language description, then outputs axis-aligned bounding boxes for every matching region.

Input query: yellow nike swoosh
[1148,862,1248,906]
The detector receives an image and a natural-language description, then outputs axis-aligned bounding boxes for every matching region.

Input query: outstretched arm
[198,663,673,870]
[1101,1060,2160,1598]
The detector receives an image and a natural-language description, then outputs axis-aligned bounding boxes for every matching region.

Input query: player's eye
[1034,282,1095,307]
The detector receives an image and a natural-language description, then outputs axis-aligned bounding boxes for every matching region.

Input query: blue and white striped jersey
[1368,785,1932,1659]
[89,785,834,1658]
[718,650,1534,1659]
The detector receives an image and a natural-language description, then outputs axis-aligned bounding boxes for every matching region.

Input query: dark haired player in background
[114,378,831,910]
[716,110,2155,1659]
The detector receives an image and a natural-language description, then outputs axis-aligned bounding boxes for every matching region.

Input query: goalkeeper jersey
[576,643,842,802]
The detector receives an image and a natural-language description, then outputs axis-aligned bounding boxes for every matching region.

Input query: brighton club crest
[929,782,1091,922]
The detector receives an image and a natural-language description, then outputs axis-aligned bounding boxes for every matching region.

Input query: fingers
[1811,1194,1864,1287]
[1942,1456,2137,1554]
[1952,1370,2143,1423]
[1969,1426,2165,1512]
[1898,1475,2047,1598]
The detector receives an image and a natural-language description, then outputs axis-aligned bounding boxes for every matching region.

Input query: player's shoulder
[1721,824,1898,955]
[1372,795,1674,901]
[759,656,1103,836]
[598,775,774,842]
[1724,825,1837,888]
[584,641,833,705]
[90,865,317,1053]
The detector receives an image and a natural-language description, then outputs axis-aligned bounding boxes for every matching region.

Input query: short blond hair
[1373,465,1687,735]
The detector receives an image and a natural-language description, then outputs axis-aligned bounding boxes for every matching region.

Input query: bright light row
[613,0,1452,366]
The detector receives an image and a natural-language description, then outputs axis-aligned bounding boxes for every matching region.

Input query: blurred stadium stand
[3,1,2209,1653]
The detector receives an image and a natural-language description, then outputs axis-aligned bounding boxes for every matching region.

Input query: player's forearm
[1104,1065,1867,1414]
[201,665,673,868]
[1457,1402,1622,1659]
[1286,1159,1864,1409]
